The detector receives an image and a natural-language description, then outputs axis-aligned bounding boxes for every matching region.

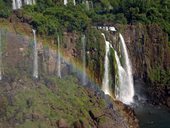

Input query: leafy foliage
[90,0,170,38]
[0,0,11,18]
[0,0,170,38]
[21,3,90,35]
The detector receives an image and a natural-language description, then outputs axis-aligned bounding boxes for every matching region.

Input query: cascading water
[32,29,38,78]
[33,0,36,4]
[12,0,35,10]
[114,50,130,103]
[73,0,76,5]
[101,33,111,95]
[25,0,35,5]
[116,33,134,104]
[82,34,86,85]
[64,0,68,5]
[0,31,2,80]
[25,0,30,5]
[12,0,17,10]
[85,1,90,10]
[64,0,75,5]
[17,0,22,9]
[57,35,61,78]
[101,31,134,104]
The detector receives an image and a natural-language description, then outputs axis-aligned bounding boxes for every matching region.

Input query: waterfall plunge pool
[134,103,170,128]
[133,80,170,128]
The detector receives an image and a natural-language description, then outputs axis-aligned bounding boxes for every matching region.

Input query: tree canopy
[0,0,170,38]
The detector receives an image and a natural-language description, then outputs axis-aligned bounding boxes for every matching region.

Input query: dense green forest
[0,0,170,39]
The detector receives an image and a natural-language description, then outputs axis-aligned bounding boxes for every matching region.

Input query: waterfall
[33,29,38,78]
[25,0,34,5]
[73,0,76,5]
[0,31,2,80]
[85,1,90,10]
[64,0,68,5]
[114,50,129,103]
[12,0,17,10]
[116,33,134,104]
[57,35,61,78]
[82,34,86,85]
[24,0,29,5]
[17,0,22,9]
[101,32,134,104]
[101,33,111,95]
[64,0,75,5]
[32,0,36,4]
[13,0,35,10]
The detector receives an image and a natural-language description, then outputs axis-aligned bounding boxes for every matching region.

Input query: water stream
[82,34,86,85]
[0,30,2,80]
[101,32,134,104]
[64,0,68,5]
[33,29,38,78]
[12,0,35,10]
[116,34,134,104]
[57,35,61,78]
[101,33,111,95]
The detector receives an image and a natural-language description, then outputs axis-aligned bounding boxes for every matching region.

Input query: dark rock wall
[115,24,170,85]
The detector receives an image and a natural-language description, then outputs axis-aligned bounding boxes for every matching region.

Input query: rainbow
[37,35,102,87]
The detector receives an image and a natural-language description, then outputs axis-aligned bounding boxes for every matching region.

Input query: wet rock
[57,119,69,128]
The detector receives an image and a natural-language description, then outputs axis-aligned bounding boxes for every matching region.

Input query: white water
[33,0,36,4]
[85,1,90,10]
[25,0,35,5]
[13,0,35,10]
[101,32,134,104]
[101,33,111,95]
[0,31,2,80]
[57,35,61,78]
[114,50,130,103]
[117,33,134,104]
[82,34,86,85]
[24,0,30,5]
[64,0,75,5]
[17,0,22,9]
[64,0,68,5]
[73,0,76,5]
[33,29,38,78]
[12,0,17,10]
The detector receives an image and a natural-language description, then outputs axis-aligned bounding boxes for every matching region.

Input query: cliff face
[112,24,170,105]
[116,24,170,85]
[0,26,139,128]
[56,24,170,105]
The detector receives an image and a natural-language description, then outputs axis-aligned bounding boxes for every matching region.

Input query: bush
[0,0,11,18]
